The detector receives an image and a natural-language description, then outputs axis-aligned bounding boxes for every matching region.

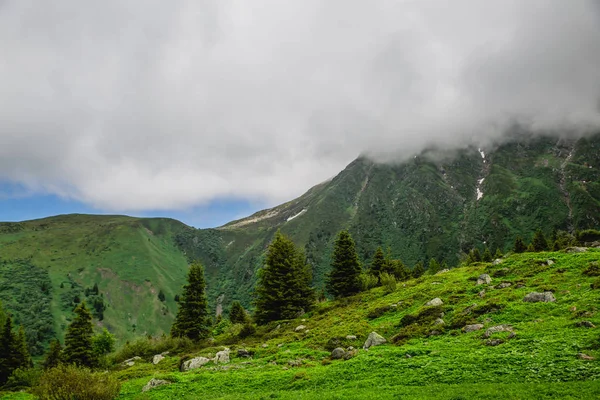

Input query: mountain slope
[177,133,600,309]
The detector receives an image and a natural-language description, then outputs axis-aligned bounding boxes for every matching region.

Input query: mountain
[177,132,600,309]
[1,132,599,353]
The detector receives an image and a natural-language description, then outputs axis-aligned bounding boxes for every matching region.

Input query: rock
[237,349,251,358]
[478,290,486,298]
[288,359,303,367]
[566,247,587,253]
[523,292,556,303]
[294,325,306,332]
[152,354,165,365]
[142,378,170,392]
[496,282,512,289]
[181,356,211,371]
[436,269,450,275]
[546,259,555,265]
[493,259,503,265]
[429,330,441,336]
[576,321,596,328]
[578,353,596,360]
[463,324,484,333]
[331,347,346,360]
[434,318,445,326]
[569,306,577,312]
[363,331,387,350]
[277,344,284,348]
[484,324,514,338]
[485,339,504,346]
[514,283,525,289]
[476,274,492,285]
[261,343,268,348]
[345,335,357,340]
[214,349,230,364]
[431,282,442,285]
[425,298,443,307]
[122,356,141,367]
[344,347,358,360]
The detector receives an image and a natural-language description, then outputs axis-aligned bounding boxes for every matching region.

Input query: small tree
[428,258,441,275]
[15,326,32,369]
[42,339,63,370]
[92,283,99,295]
[494,248,503,259]
[370,247,386,282]
[0,316,30,384]
[228,301,248,324]
[326,230,362,298]
[158,289,166,302]
[254,231,315,324]
[482,247,493,262]
[412,261,425,278]
[393,259,411,281]
[532,229,549,252]
[171,262,210,340]
[92,328,115,357]
[174,294,180,302]
[513,236,526,253]
[63,302,95,367]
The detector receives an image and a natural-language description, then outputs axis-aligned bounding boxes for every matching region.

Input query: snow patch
[286,209,307,222]
[478,178,485,184]
[477,188,484,200]
[478,148,485,159]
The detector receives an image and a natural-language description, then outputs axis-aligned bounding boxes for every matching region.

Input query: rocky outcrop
[477,274,492,285]
[142,378,170,392]
[425,298,443,307]
[331,347,346,360]
[523,292,556,303]
[181,356,211,371]
[463,324,484,333]
[363,332,386,350]
[215,348,230,364]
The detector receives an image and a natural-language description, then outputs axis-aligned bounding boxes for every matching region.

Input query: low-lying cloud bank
[1,0,599,210]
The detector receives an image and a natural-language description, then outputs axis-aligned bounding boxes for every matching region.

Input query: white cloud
[0,0,599,210]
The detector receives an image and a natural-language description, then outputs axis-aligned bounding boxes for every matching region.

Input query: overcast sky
[1,0,600,221]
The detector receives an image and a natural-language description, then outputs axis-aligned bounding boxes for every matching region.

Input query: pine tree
[392,259,411,281]
[513,236,526,253]
[255,231,315,324]
[15,326,32,369]
[158,289,166,302]
[370,247,386,280]
[494,248,503,259]
[532,229,549,252]
[92,283,99,295]
[42,339,63,370]
[171,262,210,340]
[63,302,95,367]
[482,247,492,262]
[326,230,362,298]
[428,258,441,275]
[412,261,425,278]
[526,243,535,252]
[471,248,482,262]
[0,316,30,384]
[174,294,180,302]
[229,301,248,324]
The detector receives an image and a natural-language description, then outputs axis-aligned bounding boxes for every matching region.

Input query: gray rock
[546,259,555,265]
[436,269,450,275]
[294,325,306,332]
[152,354,165,365]
[523,292,556,303]
[345,335,357,340]
[566,247,587,253]
[363,331,387,350]
[485,339,504,346]
[496,282,512,289]
[484,324,514,338]
[578,353,596,360]
[492,259,503,265]
[463,324,484,333]
[478,290,486,298]
[434,318,445,326]
[237,349,251,358]
[331,347,346,360]
[142,378,170,392]
[122,356,141,367]
[425,298,443,307]
[288,359,303,367]
[181,356,211,371]
[344,347,358,360]
[261,343,268,348]
[214,349,230,364]
[577,321,596,328]
[477,274,492,285]
[429,330,441,336]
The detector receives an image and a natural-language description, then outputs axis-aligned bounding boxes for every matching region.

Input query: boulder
[363,331,387,350]
[546,259,555,265]
[122,356,141,367]
[578,353,596,360]
[483,324,514,338]
[214,349,230,364]
[181,356,211,371]
[345,335,357,340]
[436,269,450,275]
[288,359,303,367]
[496,282,512,289]
[331,347,346,360]
[152,354,165,365]
[294,325,307,332]
[492,259,503,265]
[476,274,492,285]
[237,348,251,358]
[344,347,358,360]
[576,321,596,328]
[485,339,504,346]
[434,318,445,326]
[463,324,484,333]
[523,292,556,303]
[425,298,443,307]
[261,343,268,348]
[566,247,587,253]
[478,290,486,298]
[142,378,170,392]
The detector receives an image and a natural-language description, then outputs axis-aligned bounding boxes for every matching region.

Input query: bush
[238,323,257,339]
[380,272,397,294]
[359,273,378,292]
[367,305,394,320]
[32,365,120,400]
[591,278,600,290]
[583,262,600,277]
[399,306,443,327]
[4,367,41,390]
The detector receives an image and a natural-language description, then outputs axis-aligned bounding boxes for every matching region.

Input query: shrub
[591,278,600,290]
[4,367,41,390]
[399,306,443,328]
[238,323,257,339]
[32,365,120,400]
[367,305,394,320]
[359,273,378,292]
[583,262,600,277]
[380,272,397,294]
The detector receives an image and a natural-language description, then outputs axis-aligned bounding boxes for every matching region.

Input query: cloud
[1,0,599,210]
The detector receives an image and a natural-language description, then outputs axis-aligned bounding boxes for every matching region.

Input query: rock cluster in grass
[142,378,171,392]
[476,274,492,285]
[523,292,556,303]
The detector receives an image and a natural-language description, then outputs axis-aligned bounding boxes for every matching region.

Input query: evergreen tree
[63,303,95,367]
[482,247,492,262]
[15,326,32,369]
[92,283,99,295]
[526,243,535,252]
[255,232,314,324]
[229,301,248,324]
[513,236,526,253]
[471,248,482,262]
[532,229,549,252]
[0,316,30,384]
[174,294,180,302]
[370,247,386,280]
[552,240,561,251]
[494,248,503,259]
[326,230,362,298]
[392,259,411,281]
[158,289,166,302]
[412,261,425,278]
[440,260,449,270]
[171,262,210,340]
[428,258,441,275]
[42,339,63,370]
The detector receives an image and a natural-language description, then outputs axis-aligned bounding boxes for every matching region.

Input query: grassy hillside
[0,215,190,350]
[177,133,600,310]
[10,247,595,399]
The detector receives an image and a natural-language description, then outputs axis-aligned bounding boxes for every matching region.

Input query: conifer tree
[0,316,30,384]
[440,260,449,270]
[255,231,314,324]
[471,248,482,262]
[532,229,549,252]
[229,301,248,324]
[412,261,425,278]
[428,258,441,275]
[171,262,210,340]
[92,283,99,295]
[370,247,386,280]
[326,230,362,298]
[513,236,526,253]
[392,259,411,281]
[526,243,535,252]
[482,247,493,262]
[494,248,503,259]
[15,326,32,369]
[158,289,166,302]
[42,339,63,370]
[63,302,95,367]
